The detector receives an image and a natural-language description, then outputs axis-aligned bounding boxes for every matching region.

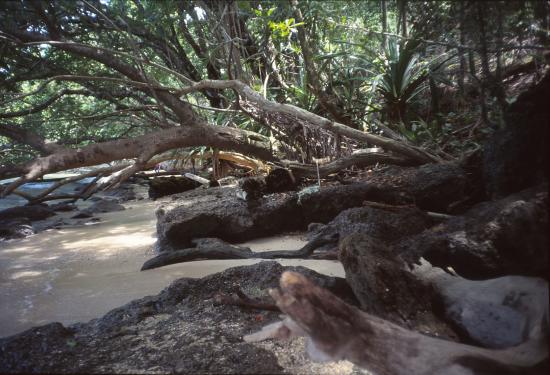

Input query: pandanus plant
[374,37,428,127]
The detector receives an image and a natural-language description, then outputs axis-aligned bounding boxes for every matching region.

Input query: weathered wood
[141,235,338,270]
[183,173,210,185]
[245,271,548,375]
[285,151,414,179]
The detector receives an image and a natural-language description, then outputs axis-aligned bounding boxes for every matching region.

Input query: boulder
[148,176,201,199]
[48,202,77,212]
[412,261,548,349]
[104,184,137,202]
[0,262,366,375]
[32,216,72,232]
[156,186,302,250]
[71,211,94,219]
[84,199,125,214]
[238,169,296,201]
[0,218,34,240]
[0,204,55,222]
[310,204,433,244]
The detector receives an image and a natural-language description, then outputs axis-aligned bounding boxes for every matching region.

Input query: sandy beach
[0,199,344,337]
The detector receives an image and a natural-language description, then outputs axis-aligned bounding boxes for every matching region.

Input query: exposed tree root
[141,234,339,271]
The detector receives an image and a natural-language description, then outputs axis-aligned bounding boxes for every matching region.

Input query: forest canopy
[0,0,548,201]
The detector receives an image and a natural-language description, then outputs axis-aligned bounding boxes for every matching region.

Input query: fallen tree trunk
[245,271,548,375]
[179,79,442,164]
[285,150,414,179]
[0,124,276,197]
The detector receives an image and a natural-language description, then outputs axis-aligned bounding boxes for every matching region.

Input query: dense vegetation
[0,0,548,200]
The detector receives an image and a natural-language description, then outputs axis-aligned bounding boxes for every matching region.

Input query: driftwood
[141,234,338,270]
[284,151,415,179]
[183,172,210,185]
[245,272,548,375]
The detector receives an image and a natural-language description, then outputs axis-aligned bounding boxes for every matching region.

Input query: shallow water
[0,199,344,338]
[0,177,96,211]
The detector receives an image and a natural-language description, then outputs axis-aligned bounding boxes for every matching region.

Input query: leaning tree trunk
[0,123,276,196]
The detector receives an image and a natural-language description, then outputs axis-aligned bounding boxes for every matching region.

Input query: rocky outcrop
[238,168,297,200]
[104,183,141,202]
[155,182,414,251]
[0,204,55,221]
[0,218,34,240]
[0,262,367,375]
[148,176,201,199]
[364,162,469,213]
[48,202,78,212]
[404,185,548,279]
[308,204,433,244]
[339,233,454,337]
[483,71,549,199]
[155,161,473,252]
[0,205,56,240]
[81,199,126,214]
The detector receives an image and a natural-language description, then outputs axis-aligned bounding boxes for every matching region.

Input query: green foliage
[0,0,546,166]
[372,37,428,123]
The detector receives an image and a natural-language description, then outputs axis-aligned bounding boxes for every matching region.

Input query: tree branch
[0,123,276,196]
[179,80,441,164]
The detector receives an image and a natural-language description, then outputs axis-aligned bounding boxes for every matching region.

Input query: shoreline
[0,199,344,338]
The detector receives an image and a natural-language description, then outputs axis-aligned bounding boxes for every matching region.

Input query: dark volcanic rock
[0,218,34,240]
[406,185,548,279]
[155,183,410,251]
[48,202,78,212]
[483,71,550,199]
[104,183,138,202]
[312,205,433,243]
[265,168,296,193]
[0,262,366,374]
[156,186,301,250]
[366,162,469,213]
[85,199,125,214]
[71,211,94,219]
[148,176,201,199]
[336,207,452,337]
[238,169,296,201]
[0,205,55,222]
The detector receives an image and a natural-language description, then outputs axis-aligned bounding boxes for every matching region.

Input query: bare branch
[0,89,89,119]
[179,80,441,164]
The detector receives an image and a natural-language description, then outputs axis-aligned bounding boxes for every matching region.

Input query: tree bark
[458,1,467,95]
[182,79,441,164]
[381,0,388,50]
[0,124,276,196]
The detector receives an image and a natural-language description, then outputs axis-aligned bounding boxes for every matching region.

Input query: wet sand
[0,200,344,338]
